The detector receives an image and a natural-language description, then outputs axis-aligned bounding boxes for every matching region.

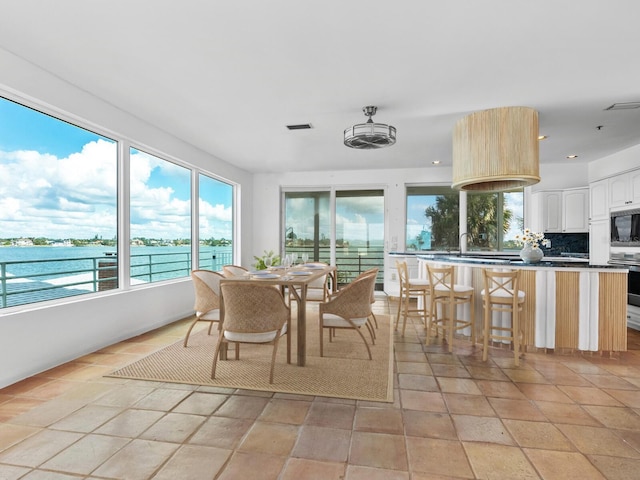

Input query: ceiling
[1,1,640,174]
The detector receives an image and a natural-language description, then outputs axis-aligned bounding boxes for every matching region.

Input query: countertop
[412,253,626,270]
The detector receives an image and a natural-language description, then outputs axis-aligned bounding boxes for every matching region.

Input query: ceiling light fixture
[432,160,441,165]
[452,106,540,192]
[566,154,578,159]
[344,106,396,149]
[538,135,548,140]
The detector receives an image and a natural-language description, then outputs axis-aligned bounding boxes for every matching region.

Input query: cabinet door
[630,170,640,205]
[542,191,562,232]
[589,220,609,265]
[563,189,589,232]
[609,174,629,208]
[589,179,608,221]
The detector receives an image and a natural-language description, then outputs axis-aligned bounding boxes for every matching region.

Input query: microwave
[610,207,640,246]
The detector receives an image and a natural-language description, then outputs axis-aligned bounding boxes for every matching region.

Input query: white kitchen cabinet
[609,169,640,208]
[589,178,608,221]
[540,191,562,232]
[562,188,589,232]
[589,219,609,265]
[538,188,589,233]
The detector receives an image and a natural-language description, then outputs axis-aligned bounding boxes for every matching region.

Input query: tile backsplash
[543,233,589,256]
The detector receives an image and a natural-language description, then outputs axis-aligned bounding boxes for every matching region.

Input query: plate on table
[250,273,280,279]
[289,270,312,276]
[302,263,325,269]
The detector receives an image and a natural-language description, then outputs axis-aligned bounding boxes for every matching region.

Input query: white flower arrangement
[514,229,550,249]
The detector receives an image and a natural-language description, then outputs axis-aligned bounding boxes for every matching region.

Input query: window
[283,189,384,287]
[198,174,234,270]
[405,186,523,251]
[406,186,459,251]
[129,148,191,283]
[283,191,331,263]
[0,96,118,308]
[467,190,524,251]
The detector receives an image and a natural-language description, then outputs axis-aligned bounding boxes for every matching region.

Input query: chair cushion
[434,284,473,294]
[197,309,221,321]
[322,313,368,328]
[224,323,287,343]
[408,279,430,287]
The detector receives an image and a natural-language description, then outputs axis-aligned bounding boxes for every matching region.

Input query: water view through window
[0,96,234,308]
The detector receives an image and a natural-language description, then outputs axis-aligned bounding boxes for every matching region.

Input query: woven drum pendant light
[452,106,540,191]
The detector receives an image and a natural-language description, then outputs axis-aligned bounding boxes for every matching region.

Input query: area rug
[108,309,394,402]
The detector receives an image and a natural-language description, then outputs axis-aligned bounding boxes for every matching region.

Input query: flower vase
[520,244,544,263]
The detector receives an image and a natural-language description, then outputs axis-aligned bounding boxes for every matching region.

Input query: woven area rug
[108,309,394,402]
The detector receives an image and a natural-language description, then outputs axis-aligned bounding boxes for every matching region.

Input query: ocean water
[0,246,232,280]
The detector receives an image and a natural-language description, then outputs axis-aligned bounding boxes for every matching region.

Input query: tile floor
[1,297,640,479]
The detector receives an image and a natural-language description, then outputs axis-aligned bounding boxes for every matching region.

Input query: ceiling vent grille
[286,124,312,130]
[604,102,640,110]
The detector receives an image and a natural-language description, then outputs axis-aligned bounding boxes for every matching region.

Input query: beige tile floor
[1,297,640,479]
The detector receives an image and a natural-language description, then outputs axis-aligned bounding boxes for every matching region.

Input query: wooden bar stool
[426,264,475,352]
[481,268,525,366]
[395,261,431,336]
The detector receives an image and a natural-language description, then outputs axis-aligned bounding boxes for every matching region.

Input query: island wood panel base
[419,258,628,353]
[555,271,580,350]
[599,272,628,352]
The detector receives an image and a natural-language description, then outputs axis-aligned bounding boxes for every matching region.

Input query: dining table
[219,263,337,366]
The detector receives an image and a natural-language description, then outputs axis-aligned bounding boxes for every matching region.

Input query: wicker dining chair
[185,269,224,347]
[213,282,291,384]
[222,264,249,277]
[318,271,377,360]
[289,262,330,303]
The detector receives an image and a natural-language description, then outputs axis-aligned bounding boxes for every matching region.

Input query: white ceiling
[1,0,640,174]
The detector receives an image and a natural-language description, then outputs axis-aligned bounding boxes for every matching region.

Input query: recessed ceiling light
[538,135,548,140]
[432,160,440,165]
[566,154,578,159]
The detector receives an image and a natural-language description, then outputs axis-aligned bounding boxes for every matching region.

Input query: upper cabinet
[589,178,609,221]
[538,188,589,233]
[609,169,640,209]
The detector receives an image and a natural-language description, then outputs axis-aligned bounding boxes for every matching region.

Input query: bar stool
[395,260,430,336]
[481,268,525,366]
[427,264,475,352]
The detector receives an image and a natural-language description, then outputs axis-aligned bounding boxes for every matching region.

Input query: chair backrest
[321,271,376,318]
[396,261,408,286]
[483,268,520,298]
[191,269,224,312]
[427,264,455,293]
[223,265,248,278]
[220,282,289,334]
[357,267,378,303]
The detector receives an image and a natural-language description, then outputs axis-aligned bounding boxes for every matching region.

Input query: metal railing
[285,246,385,289]
[1,250,234,309]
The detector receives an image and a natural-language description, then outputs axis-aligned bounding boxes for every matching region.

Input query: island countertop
[413,253,627,270]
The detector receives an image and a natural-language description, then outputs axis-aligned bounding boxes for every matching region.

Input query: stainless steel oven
[608,260,640,307]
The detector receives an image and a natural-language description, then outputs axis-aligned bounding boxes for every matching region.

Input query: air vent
[286,124,312,130]
[604,102,640,110]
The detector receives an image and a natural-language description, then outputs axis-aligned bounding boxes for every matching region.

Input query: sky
[0,96,233,241]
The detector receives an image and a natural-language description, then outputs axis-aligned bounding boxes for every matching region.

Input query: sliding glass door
[283,189,384,288]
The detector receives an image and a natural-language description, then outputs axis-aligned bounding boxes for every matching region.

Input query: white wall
[0,48,253,388]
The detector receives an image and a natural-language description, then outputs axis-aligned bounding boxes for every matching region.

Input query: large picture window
[198,174,234,270]
[406,186,523,252]
[0,96,118,308]
[129,148,191,284]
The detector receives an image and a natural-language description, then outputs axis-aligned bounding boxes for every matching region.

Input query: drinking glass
[291,252,298,265]
[301,253,309,264]
[283,254,292,270]
[264,256,272,269]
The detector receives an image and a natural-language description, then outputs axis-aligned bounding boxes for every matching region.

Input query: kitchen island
[411,254,628,353]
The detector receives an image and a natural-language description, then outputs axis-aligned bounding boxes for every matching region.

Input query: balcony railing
[1,246,383,309]
[1,250,233,309]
